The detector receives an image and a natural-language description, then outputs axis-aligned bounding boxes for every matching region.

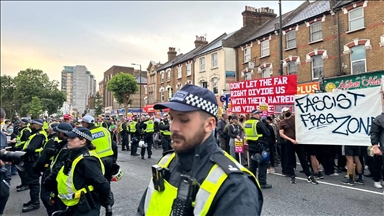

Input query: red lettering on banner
[229,74,297,113]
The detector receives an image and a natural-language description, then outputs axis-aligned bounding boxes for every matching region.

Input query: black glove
[105,205,112,216]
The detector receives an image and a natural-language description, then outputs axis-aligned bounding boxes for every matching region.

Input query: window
[310,22,323,42]
[186,64,192,76]
[161,91,164,102]
[168,88,173,100]
[200,81,207,88]
[144,86,147,94]
[244,47,251,62]
[312,55,324,79]
[286,31,296,49]
[211,77,218,94]
[177,67,182,79]
[262,67,271,78]
[200,57,205,71]
[349,7,364,31]
[166,70,170,82]
[350,45,366,74]
[287,61,297,74]
[160,73,164,83]
[211,53,218,68]
[244,72,252,80]
[261,41,270,57]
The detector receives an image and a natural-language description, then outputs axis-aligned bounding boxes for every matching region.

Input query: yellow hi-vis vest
[144,120,154,133]
[56,150,105,206]
[15,127,32,147]
[129,121,137,133]
[143,151,261,216]
[244,119,263,141]
[90,126,114,158]
[50,146,65,172]
[160,121,171,136]
[41,136,61,160]
[43,122,49,131]
[22,130,48,153]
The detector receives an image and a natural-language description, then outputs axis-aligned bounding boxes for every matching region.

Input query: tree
[12,68,66,116]
[95,92,103,116]
[106,72,138,114]
[29,96,43,119]
[0,75,17,120]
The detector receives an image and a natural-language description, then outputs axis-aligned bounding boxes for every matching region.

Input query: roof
[156,54,185,71]
[194,33,229,57]
[333,0,356,9]
[284,0,330,27]
[173,45,205,65]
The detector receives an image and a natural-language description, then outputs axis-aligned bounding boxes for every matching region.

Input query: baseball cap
[64,128,93,142]
[31,119,43,126]
[54,122,73,133]
[81,115,95,124]
[153,84,218,118]
[282,107,290,112]
[251,110,262,114]
[63,114,71,120]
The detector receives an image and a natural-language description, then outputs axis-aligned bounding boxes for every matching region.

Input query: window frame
[350,45,366,75]
[244,47,251,62]
[211,53,218,68]
[160,73,164,83]
[200,57,205,71]
[211,77,219,94]
[166,70,171,82]
[310,22,323,42]
[287,61,297,74]
[160,91,164,102]
[244,72,252,80]
[311,55,324,80]
[260,40,270,57]
[286,31,296,49]
[261,67,271,78]
[348,7,364,31]
[186,63,192,76]
[177,66,182,79]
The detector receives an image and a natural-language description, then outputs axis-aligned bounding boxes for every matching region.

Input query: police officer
[22,119,48,212]
[120,119,129,151]
[129,118,140,156]
[139,115,154,159]
[244,110,273,189]
[45,128,112,216]
[159,114,172,153]
[137,84,263,215]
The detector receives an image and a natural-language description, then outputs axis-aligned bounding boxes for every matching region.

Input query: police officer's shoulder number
[210,152,243,175]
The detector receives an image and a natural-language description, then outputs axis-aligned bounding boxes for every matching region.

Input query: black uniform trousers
[130,134,139,155]
[141,133,153,157]
[373,154,384,182]
[285,141,312,177]
[40,169,55,215]
[161,135,171,152]
[101,156,115,208]
[24,162,41,204]
[18,167,28,186]
[248,140,269,185]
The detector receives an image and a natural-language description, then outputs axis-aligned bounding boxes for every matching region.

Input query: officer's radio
[171,174,199,216]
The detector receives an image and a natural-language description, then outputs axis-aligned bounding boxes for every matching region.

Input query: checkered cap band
[184,93,218,117]
[72,128,93,142]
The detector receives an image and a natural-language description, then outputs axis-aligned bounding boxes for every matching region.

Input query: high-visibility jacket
[23,130,48,153]
[41,135,61,159]
[144,120,154,133]
[94,123,99,127]
[43,121,49,131]
[129,121,137,133]
[160,121,171,136]
[89,126,114,158]
[244,119,263,141]
[56,150,104,206]
[119,123,124,132]
[15,127,32,148]
[143,151,261,215]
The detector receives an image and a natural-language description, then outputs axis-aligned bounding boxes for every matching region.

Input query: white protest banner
[295,87,382,146]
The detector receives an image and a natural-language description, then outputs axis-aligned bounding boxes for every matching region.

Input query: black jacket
[23,129,45,160]
[137,134,263,215]
[370,112,384,150]
[159,120,170,136]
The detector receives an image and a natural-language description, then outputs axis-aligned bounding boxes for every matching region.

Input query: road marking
[271,173,384,196]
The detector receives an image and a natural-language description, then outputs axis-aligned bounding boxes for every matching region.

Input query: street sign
[220,95,226,102]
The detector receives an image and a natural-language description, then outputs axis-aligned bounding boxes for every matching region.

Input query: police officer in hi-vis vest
[137,84,263,216]
[159,113,172,153]
[129,118,140,156]
[244,110,272,189]
[139,115,154,159]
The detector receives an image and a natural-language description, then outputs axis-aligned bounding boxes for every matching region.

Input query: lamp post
[131,63,142,116]
[278,0,284,76]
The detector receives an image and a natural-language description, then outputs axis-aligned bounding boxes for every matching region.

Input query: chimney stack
[242,6,277,28]
[167,47,177,61]
[194,35,209,48]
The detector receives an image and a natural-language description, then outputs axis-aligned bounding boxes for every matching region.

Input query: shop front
[143,104,170,114]
[323,70,384,92]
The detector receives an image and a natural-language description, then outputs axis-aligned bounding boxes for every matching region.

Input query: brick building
[145,61,161,106]
[234,0,384,85]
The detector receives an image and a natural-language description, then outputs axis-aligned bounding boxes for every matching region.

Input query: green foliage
[0,75,17,120]
[106,72,138,112]
[95,92,103,116]
[29,96,43,119]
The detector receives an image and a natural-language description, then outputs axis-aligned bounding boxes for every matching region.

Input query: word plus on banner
[229,74,297,113]
[295,86,382,146]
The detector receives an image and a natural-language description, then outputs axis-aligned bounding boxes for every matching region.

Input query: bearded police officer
[137,84,263,216]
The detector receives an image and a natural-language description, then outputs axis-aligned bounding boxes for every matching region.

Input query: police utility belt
[152,165,198,216]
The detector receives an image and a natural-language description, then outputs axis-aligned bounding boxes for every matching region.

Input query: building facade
[61,65,96,114]
[234,0,384,85]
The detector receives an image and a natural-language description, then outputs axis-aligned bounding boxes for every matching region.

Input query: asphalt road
[3,147,384,216]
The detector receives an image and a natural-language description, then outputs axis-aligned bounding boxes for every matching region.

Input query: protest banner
[297,82,320,94]
[324,70,384,92]
[235,139,243,153]
[230,74,297,113]
[295,87,382,146]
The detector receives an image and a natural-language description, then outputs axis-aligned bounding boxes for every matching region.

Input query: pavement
[3,147,384,216]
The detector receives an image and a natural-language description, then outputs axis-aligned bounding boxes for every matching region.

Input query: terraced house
[235,0,384,85]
